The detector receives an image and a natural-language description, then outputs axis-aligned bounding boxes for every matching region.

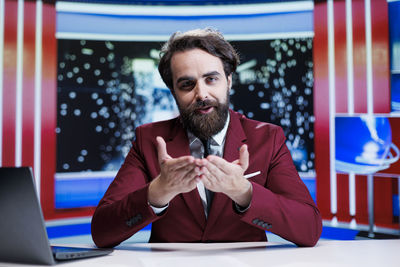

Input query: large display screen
[56,37,314,208]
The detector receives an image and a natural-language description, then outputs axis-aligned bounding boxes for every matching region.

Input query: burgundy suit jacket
[91,110,322,248]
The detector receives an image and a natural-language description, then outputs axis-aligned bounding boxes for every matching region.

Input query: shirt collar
[212,112,230,146]
[187,113,230,146]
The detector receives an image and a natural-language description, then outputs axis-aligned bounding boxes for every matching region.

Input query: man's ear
[227,74,232,90]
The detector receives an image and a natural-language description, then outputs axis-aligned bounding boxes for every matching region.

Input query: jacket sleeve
[238,126,322,247]
[91,127,162,248]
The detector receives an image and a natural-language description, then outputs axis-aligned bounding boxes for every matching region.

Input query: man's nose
[195,82,208,100]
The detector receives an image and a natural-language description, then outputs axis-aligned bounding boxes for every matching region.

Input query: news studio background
[48,0,400,241]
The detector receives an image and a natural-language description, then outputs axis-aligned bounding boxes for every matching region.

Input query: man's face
[170,48,232,140]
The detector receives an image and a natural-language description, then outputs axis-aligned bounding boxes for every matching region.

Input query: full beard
[178,96,229,141]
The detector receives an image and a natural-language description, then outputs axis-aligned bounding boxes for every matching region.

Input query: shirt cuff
[234,202,251,213]
[149,202,169,215]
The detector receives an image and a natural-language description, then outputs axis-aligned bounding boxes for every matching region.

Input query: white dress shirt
[187,114,230,217]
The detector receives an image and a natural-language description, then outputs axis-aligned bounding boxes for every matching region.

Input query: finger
[165,156,196,171]
[167,160,201,180]
[194,158,207,167]
[203,159,226,181]
[174,166,202,191]
[239,144,249,171]
[156,136,171,164]
[200,174,212,190]
[200,169,221,193]
[207,155,232,176]
[169,159,198,173]
[198,167,213,189]
[187,166,203,184]
[232,159,239,165]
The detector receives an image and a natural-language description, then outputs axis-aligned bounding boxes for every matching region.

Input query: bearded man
[91,28,322,248]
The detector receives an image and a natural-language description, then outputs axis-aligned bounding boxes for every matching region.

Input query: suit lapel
[222,110,247,162]
[165,119,190,159]
[206,110,247,230]
[166,119,207,229]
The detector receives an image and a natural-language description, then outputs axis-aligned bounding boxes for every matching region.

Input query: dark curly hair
[158,28,240,90]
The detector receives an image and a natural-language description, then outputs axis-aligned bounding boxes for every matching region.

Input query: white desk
[1,240,399,266]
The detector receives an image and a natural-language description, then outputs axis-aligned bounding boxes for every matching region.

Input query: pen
[243,171,261,179]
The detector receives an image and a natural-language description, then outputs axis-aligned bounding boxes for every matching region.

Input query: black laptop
[0,167,113,265]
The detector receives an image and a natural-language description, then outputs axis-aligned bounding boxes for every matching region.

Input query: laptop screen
[0,167,112,265]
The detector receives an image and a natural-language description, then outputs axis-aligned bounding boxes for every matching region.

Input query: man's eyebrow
[203,71,222,77]
[176,71,222,84]
[176,76,195,84]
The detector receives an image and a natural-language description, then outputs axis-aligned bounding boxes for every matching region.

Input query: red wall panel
[40,1,58,218]
[334,0,348,114]
[22,1,36,169]
[355,174,368,224]
[333,1,350,222]
[371,0,390,114]
[313,0,332,219]
[336,173,351,222]
[374,177,394,227]
[352,0,367,114]
[2,0,18,167]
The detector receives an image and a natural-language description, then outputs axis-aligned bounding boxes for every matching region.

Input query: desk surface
[1,239,399,267]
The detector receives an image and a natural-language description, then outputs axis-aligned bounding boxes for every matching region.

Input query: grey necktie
[201,138,214,214]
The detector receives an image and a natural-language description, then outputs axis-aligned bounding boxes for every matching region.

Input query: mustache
[191,99,218,109]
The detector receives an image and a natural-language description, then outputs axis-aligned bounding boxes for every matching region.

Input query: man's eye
[206,76,218,83]
[179,81,194,90]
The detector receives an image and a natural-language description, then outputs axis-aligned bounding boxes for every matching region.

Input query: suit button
[252,219,259,225]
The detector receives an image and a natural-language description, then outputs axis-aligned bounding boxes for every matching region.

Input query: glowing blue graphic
[389,1,400,111]
[335,116,399,174]
[391,74,400,111]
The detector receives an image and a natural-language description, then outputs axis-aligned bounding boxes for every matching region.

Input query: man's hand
[148,136,201,207]
[198,144,252,207]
